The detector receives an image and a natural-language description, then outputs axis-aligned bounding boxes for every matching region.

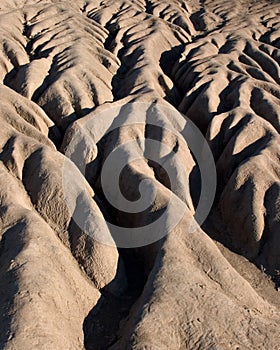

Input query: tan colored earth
[0,0,280,349]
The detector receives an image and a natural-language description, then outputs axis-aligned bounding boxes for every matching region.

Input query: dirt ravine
[0,1,279,349]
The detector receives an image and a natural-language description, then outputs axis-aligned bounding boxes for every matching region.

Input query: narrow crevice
[0,224,23,349]
[145,0,154,15]
[104,14,120,53]
[86,13,123,103]
[83,136,164,349]
[83,244,157,350]
[159,44,185,106]
[23,14,33,59]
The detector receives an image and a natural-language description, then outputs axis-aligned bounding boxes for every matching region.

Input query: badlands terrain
[0,0,280,349]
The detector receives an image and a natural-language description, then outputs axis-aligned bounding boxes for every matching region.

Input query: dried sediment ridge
[0,0,279,349]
